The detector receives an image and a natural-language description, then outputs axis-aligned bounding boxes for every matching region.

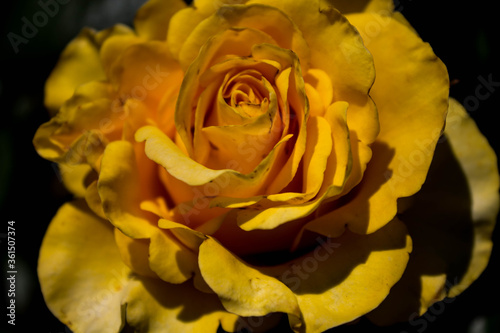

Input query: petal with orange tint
[210,115,331,211]
[98,141,158,238]
[304,68,333,117]
[225,102,351,232]
[99,34,143,78]
[178,4,310,73]
[167,0,254,60]
[250,0,378,143]
[107,41,184,114]
[136,125,293,198]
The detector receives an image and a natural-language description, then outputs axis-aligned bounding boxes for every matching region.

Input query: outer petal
[134,0,187,41]
[330,13,449,234]
[200,220,411,333]
[124,277,240,333]
[38,200,130,333]
[44,25,133,115]
[368,99,499,325]
[44,28,105,115]
[199,237,302,320]
[38,201,239,333]
[272,218,411,333]
[34,80,119,167]
[58,163,94,198]
[444,99,498,298]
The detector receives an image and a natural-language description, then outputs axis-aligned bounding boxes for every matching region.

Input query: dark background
[0,0,498,332]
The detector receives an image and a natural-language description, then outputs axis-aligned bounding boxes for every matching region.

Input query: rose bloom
[34,0,498,332]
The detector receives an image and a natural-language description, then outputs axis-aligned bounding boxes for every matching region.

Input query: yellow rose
[33,0,499,332]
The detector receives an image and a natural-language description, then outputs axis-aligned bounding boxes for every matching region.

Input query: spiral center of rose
[223,69,269,118]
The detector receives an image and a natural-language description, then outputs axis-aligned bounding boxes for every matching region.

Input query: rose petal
[38,200,130,333]
[39,199,238,332]
[304,68,333,116]
[124,277,240,333]
[99,34,143,78]
[327,0,394,13]
[281,218,411,332]
[58,163,94,198]
[368,99,499,324]
[85,180,106,219]
[44,25,133,115]
[199,219,411,332]
[444,99,498,297]
[148,229,199,284]
[136,125,293,199]
[329,13,449,234]
[167,0,250,60]
[250,0,379,206]
[44,28,105,115]
[158,219,207,250]
[114,228,157,278]
[98,140,159,238]
[211,115,332,225]
[134,0,187,41]
[250,0,379,142]
[106,41,184,115]
[199,236,302,320]
[34,81,118,167]
[178,4,310,73]
[227,102,351,231]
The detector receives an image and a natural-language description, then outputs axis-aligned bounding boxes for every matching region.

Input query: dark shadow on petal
[367,137,474,325]
[311,140,395,236]
[133,277,232,326]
